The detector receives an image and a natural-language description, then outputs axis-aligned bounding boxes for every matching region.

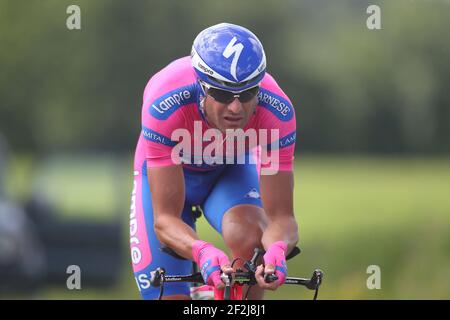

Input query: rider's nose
[227,98,243,114]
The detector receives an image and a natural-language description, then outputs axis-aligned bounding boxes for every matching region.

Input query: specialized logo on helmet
[191,23,267,92]
[222,36,244,81]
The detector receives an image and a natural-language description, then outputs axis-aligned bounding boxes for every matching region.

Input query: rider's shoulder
[143,56,197,102]
[257,73,295,122]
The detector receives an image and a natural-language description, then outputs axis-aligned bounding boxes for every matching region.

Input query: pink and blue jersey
[130,56,297,299]
[134,56,296,173]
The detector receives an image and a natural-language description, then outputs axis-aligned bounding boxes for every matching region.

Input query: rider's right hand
[192,240,233,289]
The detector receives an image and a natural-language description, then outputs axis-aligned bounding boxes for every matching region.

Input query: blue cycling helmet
[191,23,266,93]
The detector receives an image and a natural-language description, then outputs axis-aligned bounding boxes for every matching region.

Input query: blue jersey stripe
[142,126,177,147]
[257,88,293,122]
[266,131,296,151]
[148,84,197,120]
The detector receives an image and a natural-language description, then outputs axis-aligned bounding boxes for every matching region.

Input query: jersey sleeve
[140,77,187,168]
[256,74,297,173]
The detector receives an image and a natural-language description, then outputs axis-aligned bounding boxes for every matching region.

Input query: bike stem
[244,248,263,273]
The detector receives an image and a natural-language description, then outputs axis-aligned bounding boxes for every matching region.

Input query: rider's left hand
[255,241,288,290]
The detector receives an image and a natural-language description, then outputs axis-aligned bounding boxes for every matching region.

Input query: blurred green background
[0,0,449,299]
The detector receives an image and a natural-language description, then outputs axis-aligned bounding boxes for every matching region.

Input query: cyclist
[130,23,298,300]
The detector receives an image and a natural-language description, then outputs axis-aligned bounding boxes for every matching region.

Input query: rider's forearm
[261,215,299,254]
[154,214,199,260]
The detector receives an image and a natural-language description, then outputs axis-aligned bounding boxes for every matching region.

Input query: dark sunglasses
[201,82,259,104]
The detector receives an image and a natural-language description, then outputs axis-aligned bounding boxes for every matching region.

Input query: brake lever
[221,273,233,300]
[264,273,278,283]
[149,267,166,300]
[247,246,301,275]
[306,269,323,290]
[150,267,165,287]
